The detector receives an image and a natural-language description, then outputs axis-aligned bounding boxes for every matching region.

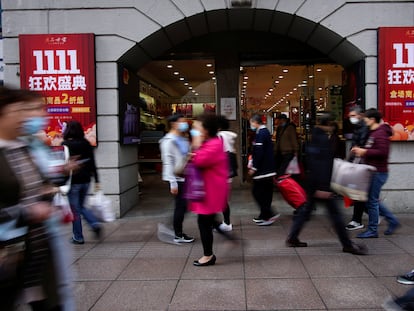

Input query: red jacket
[364,124,393,172]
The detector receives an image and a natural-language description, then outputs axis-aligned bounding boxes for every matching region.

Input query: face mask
[23,116,48,135]
[349,117,359,125]
[190,129,201,137]
[177,122,189,132]
[250,125,257,131]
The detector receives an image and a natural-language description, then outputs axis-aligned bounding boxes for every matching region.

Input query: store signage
[378,27,414,141]
[19,33,97,145]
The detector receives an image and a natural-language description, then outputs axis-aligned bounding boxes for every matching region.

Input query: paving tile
[313,277,390,309]
[244,239,297,256]
[358,254,414,276]
[84,242,144,258]
[377,276,411,298]
[73,281,111,311]
[181,257,244,280]
[244,255,308,279]
[104,228,155,242]
[91,280,177,311]
[189,238,243,258]
[119,257,187,280]
[388,235,414,253]
[169,279,246,310]
[241,226,287,240]
[349,237,407,255]
[301,254,372,277]
[294,240,347,255]
[136,242,193,258]
[72,258,131,281]
[246,278,325,310]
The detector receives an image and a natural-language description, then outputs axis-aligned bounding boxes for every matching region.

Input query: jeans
[173,182,187,237]
[67,183,99,241]
[367,172,399,233]
[395,286,414,309]
[252,177,275,220]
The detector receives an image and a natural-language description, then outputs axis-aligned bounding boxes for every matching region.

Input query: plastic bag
[53,192,74,223]
[183,162,205,202]
[88,191,115,222]
[285,156,300,175]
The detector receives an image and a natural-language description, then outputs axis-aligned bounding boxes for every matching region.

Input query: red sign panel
[19,34,97,145]
[379,27,414,141]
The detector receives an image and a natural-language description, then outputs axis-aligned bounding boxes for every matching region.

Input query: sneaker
[253,217,264,223]
[343,242,368,255]
[71,238,85,245]
[93,226,103,239]
[286,238,308,247]
[382,296,404,311]
[384,222,401,236]
[346,221,364,231]
[173,234,195,243]
[256,213,281,226]
[356,230,378,239]
[397,270,414,285]
[219,222,233,232]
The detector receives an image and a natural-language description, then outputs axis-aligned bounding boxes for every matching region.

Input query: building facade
[2,0,414,215]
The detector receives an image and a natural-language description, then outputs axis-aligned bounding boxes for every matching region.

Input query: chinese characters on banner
[379,27,414,141]
[19,34,97,146]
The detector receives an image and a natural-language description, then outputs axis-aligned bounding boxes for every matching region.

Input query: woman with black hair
[62,120,101,244]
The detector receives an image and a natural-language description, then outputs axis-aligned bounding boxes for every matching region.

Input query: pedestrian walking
[217,115,237,232]
[62,120,102,244]
[189,114,229,266]
[345,106,370,231]
[274,114,299,176]
[286,112,367,255]
[159,114,194,244]
[249,114,280,226]
[352,108,400,238]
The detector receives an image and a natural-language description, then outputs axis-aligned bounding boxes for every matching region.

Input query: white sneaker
[345,221,364,231]
[219,222,233,232]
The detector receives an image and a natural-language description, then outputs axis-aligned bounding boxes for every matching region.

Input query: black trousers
[351,201,366,224]
[288,193,353,248]
[197,214,216,256]
[223,203,230,225]
[252,177,275,220]
[275,152,294,176]
[173,182,187,236]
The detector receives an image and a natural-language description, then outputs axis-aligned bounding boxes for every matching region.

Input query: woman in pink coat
[189,114,229,267]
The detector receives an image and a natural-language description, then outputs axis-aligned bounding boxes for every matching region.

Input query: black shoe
[71,238,85,245]
[343,242,368,255]
[193,255,216,267]
[93,226,102,239]
[286,238,308,247]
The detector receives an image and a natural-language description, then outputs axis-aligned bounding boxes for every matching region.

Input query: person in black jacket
[345,106,370,231]
[62,120,101,244]
[286,112,367,255]
[248,114,280,226]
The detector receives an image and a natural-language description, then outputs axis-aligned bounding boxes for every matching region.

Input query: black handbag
[0,219,28,286]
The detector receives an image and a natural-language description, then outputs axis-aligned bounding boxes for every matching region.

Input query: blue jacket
[252,126,276,179]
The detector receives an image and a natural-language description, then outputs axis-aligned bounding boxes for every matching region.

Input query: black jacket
[252,126,276,179]
[351,120,369,148]
[62,138,99,184]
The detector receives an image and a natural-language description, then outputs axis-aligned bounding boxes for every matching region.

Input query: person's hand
[351,147,367,157]
[27,201,53,223]
[248,169,256,176]
[95,183,101,192]
[170,187,178,195]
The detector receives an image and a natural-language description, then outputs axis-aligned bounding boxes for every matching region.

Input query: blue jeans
[367,172,399,233]
[67,183,99,241]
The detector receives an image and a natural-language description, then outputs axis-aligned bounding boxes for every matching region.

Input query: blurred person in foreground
[62,120,102,244]
[0,86,59,310]
[352,108,400,238]
[286,112,367,255]
[189,114,229,266]
[345,106,370,231]
[217,115,238,231]
[249,114,280,226]
[159,114,194,243]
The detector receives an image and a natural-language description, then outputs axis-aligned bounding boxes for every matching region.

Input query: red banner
[19,34,97,145]
[378,27,414,141]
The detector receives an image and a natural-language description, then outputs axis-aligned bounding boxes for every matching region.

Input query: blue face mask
[190,129,201,137]
[250,125,257,131]
[23,116,48,135]
[177,122,189,132]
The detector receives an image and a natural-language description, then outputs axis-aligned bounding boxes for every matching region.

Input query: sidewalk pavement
[43,179,414,310]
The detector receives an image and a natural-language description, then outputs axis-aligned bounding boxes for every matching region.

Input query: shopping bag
[285,156,300,175]
[343,196,354,208]
[274,175,306,209]
[0,219,28,286]
[88,191,116,222]
[53,192,74,223]
[330,158,376,202]
[183,162,205,202]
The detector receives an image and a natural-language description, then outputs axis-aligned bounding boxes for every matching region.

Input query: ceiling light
[278,75,283,79]
[318,87,323,91]
[184,82,189,86]
[173,71,179,75]
[188,86,192,90]
[167,64,173,68]
[289,91,293,94]
[191,90,196,93]
[275,81,279,84]
[243,85,247,88]
[243,81,248,84]
[244,76,248,80]
[302,80,307,83]
[209,71,214,74]
[195,93,199,95]
[283,69,289,73]
[206,63,213,67]
[269,88,273,92]
[179,77,184,81]
[293,88,297,91]
[309,75,314,79]
[212,77,216,80]
[316,68,322,72]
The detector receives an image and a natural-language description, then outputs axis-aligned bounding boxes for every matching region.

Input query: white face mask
[349,117,359,125]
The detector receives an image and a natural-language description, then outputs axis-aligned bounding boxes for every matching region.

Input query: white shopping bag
[285,156,300,175]
[88,191,115,222]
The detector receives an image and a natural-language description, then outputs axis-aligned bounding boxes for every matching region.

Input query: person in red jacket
[351,108,400,238]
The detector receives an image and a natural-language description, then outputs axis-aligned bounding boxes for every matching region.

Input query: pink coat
[189,137,229,215]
